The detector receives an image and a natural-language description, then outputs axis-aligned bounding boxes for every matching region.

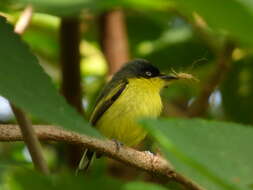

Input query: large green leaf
[5,169,123,190]
[142,119,253,190]
[0,17,99,137]
[122,181,168,190]
[5,169,171,190]
[16,0,94,16]
[14,0,174,16]
[174,0,253,46]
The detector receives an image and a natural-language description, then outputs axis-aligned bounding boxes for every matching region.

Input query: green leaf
[8,170,54,190]
[0,166,6,189]
[141,119,253,190]
[122,181,168,190]
[17,0,94,16]
[0,17,99,137]
[16,0,174,16]
[99,0,174,11]
[174,0,253,46]
[6,169,123,190]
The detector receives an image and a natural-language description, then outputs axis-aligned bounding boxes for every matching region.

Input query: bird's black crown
[114,59,161,80]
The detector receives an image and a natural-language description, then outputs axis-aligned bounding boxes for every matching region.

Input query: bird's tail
[76,149,95,175]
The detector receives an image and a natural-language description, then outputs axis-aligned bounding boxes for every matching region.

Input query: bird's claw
[143,150,155,156]
[112,139,123,152]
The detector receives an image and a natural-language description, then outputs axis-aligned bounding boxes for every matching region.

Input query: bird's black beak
[159,74,178,81]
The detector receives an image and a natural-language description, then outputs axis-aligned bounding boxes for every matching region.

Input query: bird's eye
[145,71,152,77]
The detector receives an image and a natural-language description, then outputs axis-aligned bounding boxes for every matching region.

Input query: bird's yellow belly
[96,80,162,146]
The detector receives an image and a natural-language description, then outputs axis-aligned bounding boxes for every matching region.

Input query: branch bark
[188,41,235,117]
[0,124,206,190]
[99,9,129,75]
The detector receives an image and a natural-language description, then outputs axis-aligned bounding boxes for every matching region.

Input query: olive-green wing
[90,81,128,126]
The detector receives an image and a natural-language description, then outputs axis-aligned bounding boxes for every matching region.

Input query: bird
[77,59,178,172]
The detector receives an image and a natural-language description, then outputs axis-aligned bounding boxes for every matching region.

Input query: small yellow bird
[78,59,178,171]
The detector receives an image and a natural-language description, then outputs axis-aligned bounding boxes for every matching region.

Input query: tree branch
[0,124,205,190]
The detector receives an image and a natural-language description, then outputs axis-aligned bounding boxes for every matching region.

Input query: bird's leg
[112,139,123,152]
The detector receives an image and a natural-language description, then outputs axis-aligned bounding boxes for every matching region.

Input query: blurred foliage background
[0,0,253,190]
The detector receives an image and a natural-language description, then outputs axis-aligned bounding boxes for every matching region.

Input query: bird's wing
[90,80,128,126]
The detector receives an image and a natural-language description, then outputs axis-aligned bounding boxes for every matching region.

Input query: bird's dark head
[113,59,178,85]
[110,59,178,90]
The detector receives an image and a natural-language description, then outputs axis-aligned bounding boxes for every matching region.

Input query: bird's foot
[112,139,123,152]
[143,150,156,156]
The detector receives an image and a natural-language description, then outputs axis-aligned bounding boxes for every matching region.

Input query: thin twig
[0,124,206,190]
[10,106,49,174]
[11,5,49,174]
[188,41,235,117]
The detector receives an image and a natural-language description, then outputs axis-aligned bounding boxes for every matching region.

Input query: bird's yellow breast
[96,77,164,146]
